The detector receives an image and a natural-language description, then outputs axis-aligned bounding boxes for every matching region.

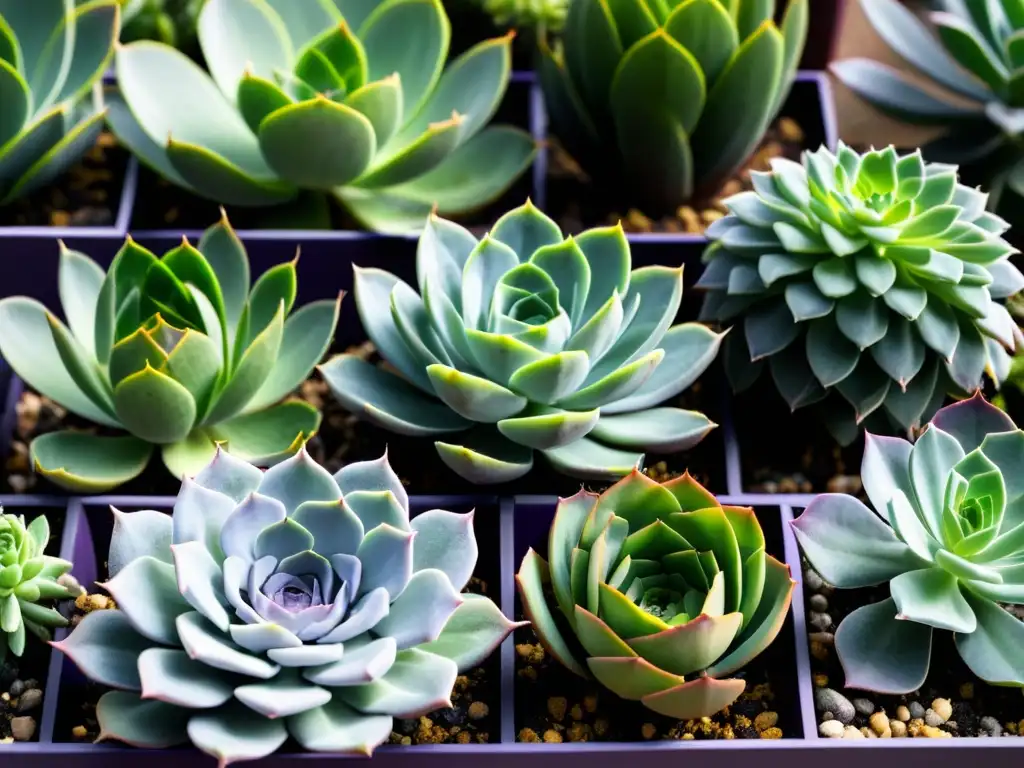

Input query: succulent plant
[517,470,795,718]
[118,0,204,53]
[698,142,1024,445]
[105,0,535,234]
[55,447,520,764]
[0,214,340,493]
[832,0,1024,210]
[537,0,808,216]
[0,0,119,206]
[479,0,568,31]
[320,201,723,485]
[0,509,77,661]
[792,394,1024,692]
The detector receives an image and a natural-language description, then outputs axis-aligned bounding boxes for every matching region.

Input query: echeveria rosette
[0,509,76,661]
[538,0,808,215]
[0,214,341,493]
[517,471,796,719]
[55,447,521,765]
[699,142,1024,445]
[831,0,1024,211]
[0,0,119,205]
[319,201,724,485]
[106,0,536,234]
[792,394,1024,693]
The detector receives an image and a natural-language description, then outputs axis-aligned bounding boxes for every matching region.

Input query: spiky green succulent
[56,447,520,764]
[118,0,204,52]
[0,0,119,206]
[518,470,795,719]
[0,214,341,493]
[698,142,1024,445]
[832,0,1024,209]
[0,509,76,661]
[793,394,1024,693]
[320,201,723,485]
[537,0,808,215]
[480,0,567,31]
[105,0,535,234]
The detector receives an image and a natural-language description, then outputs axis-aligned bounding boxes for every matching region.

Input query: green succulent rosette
[0,214,341,493]
[56,447,520,764]
[481,0,568,31]
[699,142,1024,444]
[105,0,536,233]
[538,0,808,214]
[320,201,723,485]
[0,509,76,661]
[0,0,119,206]
[518,470,795,719]
[792,394,1024,693]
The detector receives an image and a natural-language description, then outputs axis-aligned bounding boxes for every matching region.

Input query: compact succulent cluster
[0,0,119,206]
[793,394,1024,692]
[700,142,1024,443]
[518,470,795,718]
[0,509,76,661]
[480,0,568,31]
[118,0,203,51]
[58,447,520,763]
[0,214,340,492]
[321,201,723,484]
[106,0,535,233]
[538,0,808,214]
[833,0,1024,208]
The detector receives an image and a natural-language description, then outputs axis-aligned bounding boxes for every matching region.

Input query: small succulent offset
[0,214,340,493]
[792,394,1024,693]
[0,509,77,662]
[699,142,1024,445]
[56,448,520,764]
[320,201,723,484]
[106,0,535,233]
[832,0,1024,208]
[479,0,568,31]
[118,0,204,52]
[518,471,795,718]
[0,0,119,206]
[538,0,808,215]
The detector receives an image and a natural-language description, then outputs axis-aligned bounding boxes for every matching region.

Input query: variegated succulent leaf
[0,0,119,205]
[0,509,75,661]
[320,201,724,485]
[516,470,795,719]
[106,0,536,233]
[539,0,809,214]
[54,447,519,765]
[699,141,1024,445]
[0,214,341,493]
[792,394,1024,694]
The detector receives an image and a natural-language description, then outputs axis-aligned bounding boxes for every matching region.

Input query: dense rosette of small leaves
[106,0,535,233]
[832,0,1024,201]
[320,201,723,485]
[538,0,808,214]
[0,0,119,205]
[0,510,75,661]
[481,0,567,31]
[792,395,1024,693]
[517,471,795,719]
[56,448,519,765]
[699,142,1024,444]
[0,214,340,493]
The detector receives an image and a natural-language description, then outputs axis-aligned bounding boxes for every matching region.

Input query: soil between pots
[0,132,127,229]
[802,559,1024,739]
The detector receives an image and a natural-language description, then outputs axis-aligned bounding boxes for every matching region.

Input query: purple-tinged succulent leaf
[96,692,190,748]
[187,703,288,768]
[109,508,173,578]
[103,556,190,645]
[287,698,393,755]
[931,391,1017,452]
[834,597,933,694]
[410,509,477,590]
[137,648,236,708]
[54,610,152,691]
[338,647,457,718]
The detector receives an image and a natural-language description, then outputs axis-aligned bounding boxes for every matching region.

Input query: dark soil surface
[802,559,1024,739]
[0,132,127,229]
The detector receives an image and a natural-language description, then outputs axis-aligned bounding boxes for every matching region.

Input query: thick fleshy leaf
[409,509,476,590]
[420,593,523,670]
[288,698,393,755]
[30,432,153,494]
[372,569,463,649]
[176,612,279,679]
[641,674,746,720]
[235,670,332,719]
[590,407,715,453]
[54,609,153,691]
[188,703,289,767]
[890,567,976,633]
[337,647,457,718]
[219,492,287,563]
[171,540,231,631]
[138,648,236,709]
[861,432,915,523]
[834,597,932,694]
[108,508,173,578]
[214,401,321,467]
[94,692,190,749]
[355,524,413,599]
[257,447,341,514]
[434,425,535,484]
[102,556,191,645]
[955,589,1024,686]
[426,363,527,422]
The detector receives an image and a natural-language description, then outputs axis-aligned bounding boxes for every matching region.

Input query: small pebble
[7,680,25,698]
[804,569,824,591]
[641,723,657,740]
[869,712,891,737]
[760,727,783,739]
[546,697,567,722]
[467,701,489,721]
[860,726,877,738]
[814,688,855,724]
[809,612,832,631]
[920,724,951,738]
[542,729,562,743]
[15,688,42,713]
[931,698,952,723]
[852,698,875,717]
[808,631,834,647]
[71,725,88,739]
[979,716,1002,737]
[11,716,36,741]
[518,728,540,743]
[754,711,778,731]
[924,709,945,727]
[896,705,910,722]
[908,701,926,719]
[842,725,865,739]
[890,720,907,738]
[808,594,829,612]
[818,720,844,738]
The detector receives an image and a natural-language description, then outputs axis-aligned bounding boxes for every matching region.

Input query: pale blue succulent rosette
[792,394,1024,694]
[321,201,725,485]
[56,447,521,764]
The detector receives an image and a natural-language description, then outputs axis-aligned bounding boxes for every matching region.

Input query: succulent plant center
[262,573,326,612]
[637,585,688,624]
